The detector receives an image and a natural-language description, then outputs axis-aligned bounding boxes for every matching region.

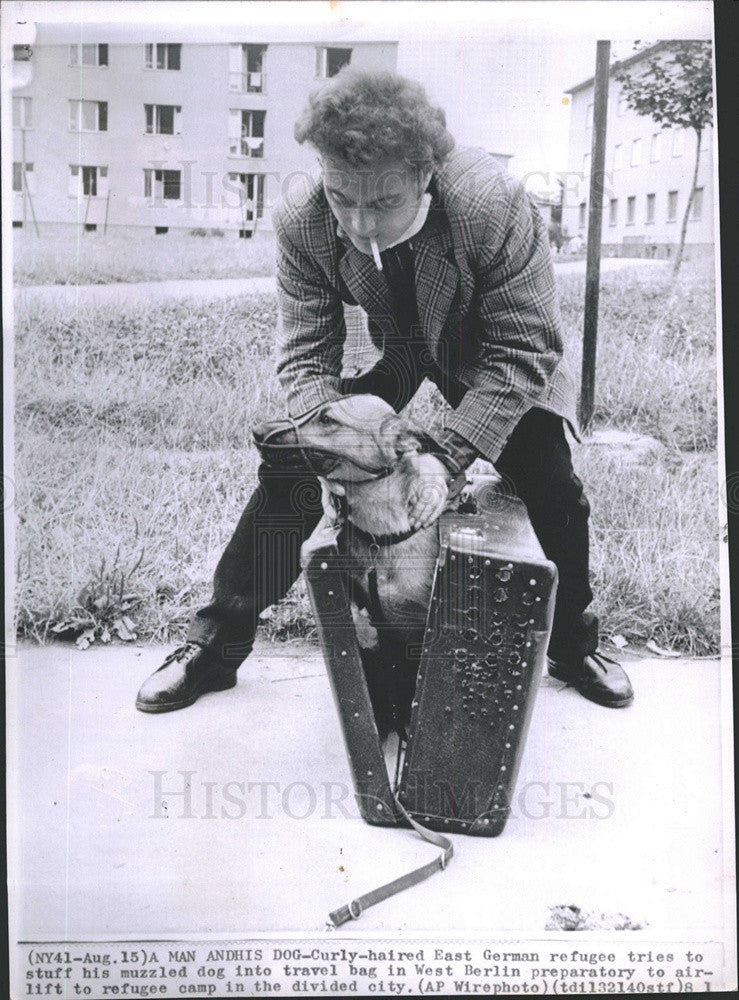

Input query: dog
[253,394,470,738]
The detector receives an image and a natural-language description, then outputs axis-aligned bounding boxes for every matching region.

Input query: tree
[547,219,564,252]
[614,41,713,276]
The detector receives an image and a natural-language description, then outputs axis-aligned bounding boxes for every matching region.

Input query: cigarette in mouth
[370,239,382,270]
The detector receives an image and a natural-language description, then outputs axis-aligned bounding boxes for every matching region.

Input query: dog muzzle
[252,399,412,483]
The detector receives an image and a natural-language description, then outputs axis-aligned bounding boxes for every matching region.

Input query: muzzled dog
[252,394,462,738]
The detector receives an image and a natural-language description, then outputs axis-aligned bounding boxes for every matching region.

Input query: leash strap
[326,797,453,928]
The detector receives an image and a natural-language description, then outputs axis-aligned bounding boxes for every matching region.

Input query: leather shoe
[548,651,634,708]
[136,642,237,713]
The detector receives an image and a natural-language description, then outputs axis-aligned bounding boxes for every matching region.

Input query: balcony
[228,135,265,158]
[228,70,265,94]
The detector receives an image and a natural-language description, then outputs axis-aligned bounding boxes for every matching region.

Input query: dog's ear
[377,416,441,461]
[408,427,447,456]
[375,416,416,463]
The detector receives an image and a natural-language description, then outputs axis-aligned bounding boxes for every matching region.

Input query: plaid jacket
[273,146,578,462]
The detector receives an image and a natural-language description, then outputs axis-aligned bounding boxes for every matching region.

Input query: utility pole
[21,121,27,229]
[20,122,40,236]
[579,40,611,432]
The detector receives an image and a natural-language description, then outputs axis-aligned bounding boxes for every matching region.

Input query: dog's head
[252,395,439,483]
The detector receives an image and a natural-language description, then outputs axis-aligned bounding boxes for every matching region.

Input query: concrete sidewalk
[13,258,667,308]
[553,257,668,275]
[13,274,277,308]
[8,641,729,938]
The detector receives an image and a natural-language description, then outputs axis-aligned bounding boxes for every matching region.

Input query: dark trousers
[187,406,598,666]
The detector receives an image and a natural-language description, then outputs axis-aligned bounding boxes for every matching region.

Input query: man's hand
[407,453,450,529]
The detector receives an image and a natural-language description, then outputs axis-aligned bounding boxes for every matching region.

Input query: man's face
[321,153,429,254]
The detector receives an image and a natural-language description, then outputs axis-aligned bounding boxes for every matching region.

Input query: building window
[646,193,656,224]
[12,96,32,128]
[144,168,182,201]
[608,198,618,226]
[691,187,704,220]
[667,190,678,221]
[228,109,266,157]
[144,43,181,70]
[672,129,684,157]
[630,138,642,167]
[69,164,108,198]
[82,166,101,197]
[586,102,594,130]
[155,226,169,235]
[84,223,97,232]
[228,172,265,219]
[650,133,662,162]
[228,43,267,92]
[144,104,182,135]
[13,44,32,61]
[316,46,352,78]
[70,43,108,66]
[69,100,108,132]
[613,143,623,171]
[12,162,34,193]
[578,201,586,228]
[626,196,636,225]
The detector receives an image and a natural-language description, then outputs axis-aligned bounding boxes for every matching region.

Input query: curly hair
[294,67,455,171]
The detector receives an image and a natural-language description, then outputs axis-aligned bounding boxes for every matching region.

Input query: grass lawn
[14,259,720,655]
[13,228,277,286]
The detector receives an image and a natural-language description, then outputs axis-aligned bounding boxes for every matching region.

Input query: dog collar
[327,492,422,548]
[342,520,423,548]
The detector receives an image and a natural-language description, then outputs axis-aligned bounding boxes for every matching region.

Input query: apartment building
[11,24,398,234]
[564,43,714,259]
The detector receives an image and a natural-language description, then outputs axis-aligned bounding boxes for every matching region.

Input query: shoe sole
[136,673,237,714]
[548,670,633,708]
[569,686,634,708]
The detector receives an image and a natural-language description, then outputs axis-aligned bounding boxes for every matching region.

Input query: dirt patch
[546,904,646,931]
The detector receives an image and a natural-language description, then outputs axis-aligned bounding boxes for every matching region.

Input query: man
[136,69,633,713]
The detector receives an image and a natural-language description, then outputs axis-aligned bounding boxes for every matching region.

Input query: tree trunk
[672,128,702,277]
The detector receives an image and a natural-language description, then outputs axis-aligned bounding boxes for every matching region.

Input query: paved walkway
[13,274,277,308]
[13,258,668,308]
[553,256,668,275]
[9,641,729,937]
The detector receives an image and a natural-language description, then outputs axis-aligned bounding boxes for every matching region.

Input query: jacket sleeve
[438,177,563,462]
[432,426,480,476]
[274,211,347,417]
